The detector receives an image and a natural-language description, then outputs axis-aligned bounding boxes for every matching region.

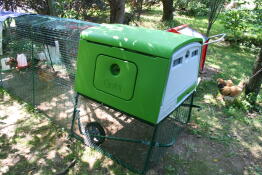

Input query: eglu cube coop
[76,24,202,124]
[1,12,202,174]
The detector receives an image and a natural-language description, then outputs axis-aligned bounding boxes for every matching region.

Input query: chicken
[217,78,234,89]
[217,78,246,100]
[38,69,58,89]
[5,58,17,69]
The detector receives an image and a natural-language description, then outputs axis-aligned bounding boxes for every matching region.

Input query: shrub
[176,0,209,16]
[220,10,249,40]
[220,9,262,46]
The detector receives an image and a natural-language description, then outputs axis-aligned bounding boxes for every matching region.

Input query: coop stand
[70,92,197,174]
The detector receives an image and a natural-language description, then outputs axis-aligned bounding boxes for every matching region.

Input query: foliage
[126,0,144,21]
[143,0,161,9]
[227,95,262,113]
[1,0,53,15]
[176,0,209,16]
[175,0,209,16]
[220,1,262,46]
[174,0,225,36]
[221,10,250,42]
[55,0,107,21]
[186,1,209,16]
[1,0,108,21]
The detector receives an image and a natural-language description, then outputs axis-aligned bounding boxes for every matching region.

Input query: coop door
[94,55,137,100]
[158,42,201,122]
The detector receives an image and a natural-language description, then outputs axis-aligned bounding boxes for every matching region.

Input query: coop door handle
[203,33,226,46]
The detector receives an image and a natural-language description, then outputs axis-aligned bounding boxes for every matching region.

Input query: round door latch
[110,64,120,75]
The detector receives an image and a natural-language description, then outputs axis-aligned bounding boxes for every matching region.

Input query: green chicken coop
[76,24,202,124]
[1,12,203,175]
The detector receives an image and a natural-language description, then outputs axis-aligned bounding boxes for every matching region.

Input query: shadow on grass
[0,93,137,174]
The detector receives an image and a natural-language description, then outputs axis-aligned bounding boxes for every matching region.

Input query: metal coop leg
[186,92,195,123]
[70,93,80,137]
[142,124,159,174]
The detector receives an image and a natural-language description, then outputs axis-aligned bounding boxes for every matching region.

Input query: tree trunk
[245,47,262,104]
[162,0,173,21]
[109,0,126,24]
[206,0,225,37]
[206,21,212,37]
[47,0,56,16]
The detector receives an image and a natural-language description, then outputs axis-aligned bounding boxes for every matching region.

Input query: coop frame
[69,92,197,174]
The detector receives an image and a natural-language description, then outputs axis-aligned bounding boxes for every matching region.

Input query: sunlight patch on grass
[203,94,218,105]
[206,63,221,70]
[81,147,103,169]
[141,14,160,21]
[253,120,262,132]
[13,135,33,150]
[194,108,225,131]
[138,15,162,29]
[230,120,262,159]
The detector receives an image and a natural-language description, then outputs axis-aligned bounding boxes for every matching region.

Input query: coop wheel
[85,122,105,146]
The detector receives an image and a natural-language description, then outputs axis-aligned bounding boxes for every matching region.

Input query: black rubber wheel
[85,122,106,146]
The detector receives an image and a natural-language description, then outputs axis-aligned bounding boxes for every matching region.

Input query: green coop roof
[80,24,202,59]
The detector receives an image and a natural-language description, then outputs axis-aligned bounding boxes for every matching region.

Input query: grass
[1,5,262,175]
[135,5,262,174]
[0,89,135,175]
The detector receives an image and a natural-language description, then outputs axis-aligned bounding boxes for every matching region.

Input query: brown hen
[217,78,246,100]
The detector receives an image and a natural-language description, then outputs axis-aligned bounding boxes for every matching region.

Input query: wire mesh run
[0,14,98,127]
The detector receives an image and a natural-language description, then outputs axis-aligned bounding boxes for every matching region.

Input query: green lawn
[132,6,261,174]
[120,7,262,174]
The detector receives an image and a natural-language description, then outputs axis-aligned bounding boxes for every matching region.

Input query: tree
[1,0,106,20]
[47,0,56,16]
[245,47,262,105]
[130,0,143,20]
[161,0,173,21]
[55,0,107,20]
[206,0,225,36]
[1,0,20,11]
[108,0,126,23]
[1,0,52,15]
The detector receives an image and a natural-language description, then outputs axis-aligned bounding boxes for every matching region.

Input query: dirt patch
[148,129,261,175]
[200,65,220,81]
[0,94,72,175]
[168,132,246,175]
[0,92,135,175]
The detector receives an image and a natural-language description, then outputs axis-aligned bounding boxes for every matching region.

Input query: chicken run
[0,12,225,174]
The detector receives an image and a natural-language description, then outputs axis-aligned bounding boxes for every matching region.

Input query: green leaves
[221,9,262,46]
[221,10,249,35]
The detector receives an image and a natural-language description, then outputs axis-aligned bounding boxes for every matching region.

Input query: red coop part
[167,24,209,71]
